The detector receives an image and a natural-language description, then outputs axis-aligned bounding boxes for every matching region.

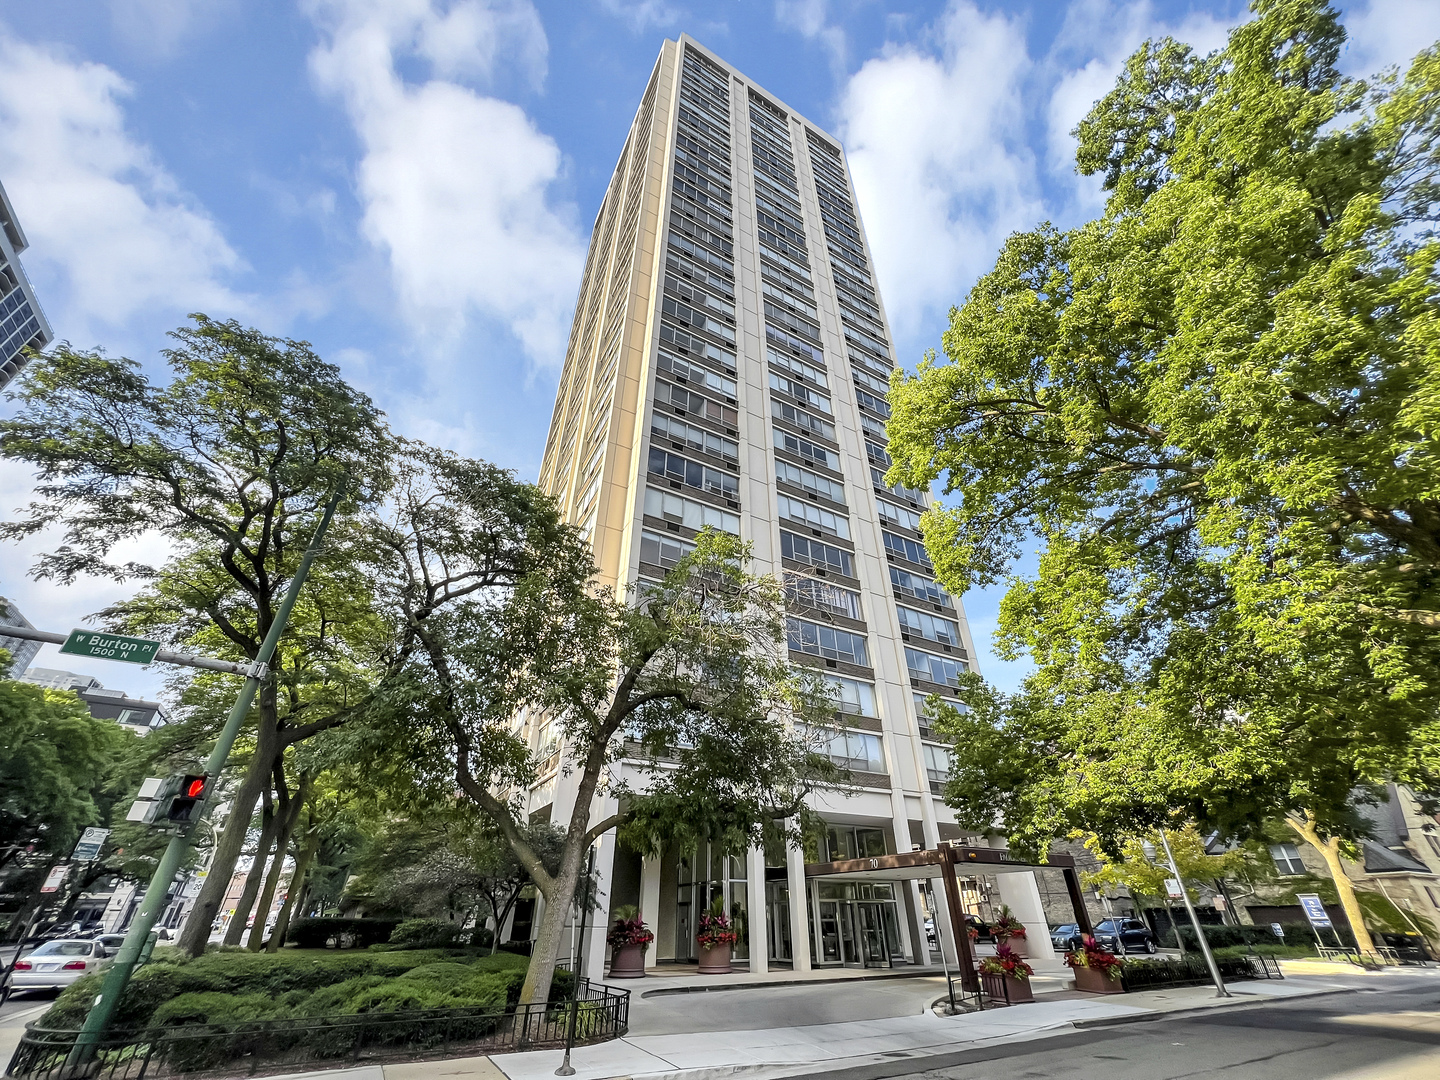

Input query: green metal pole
[67,482,347,1065]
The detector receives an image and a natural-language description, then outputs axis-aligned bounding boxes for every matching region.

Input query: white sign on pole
[1297,893,1332,929]
[72,827,111,862]
[41,864,69,893]
[1165,877,1184,899]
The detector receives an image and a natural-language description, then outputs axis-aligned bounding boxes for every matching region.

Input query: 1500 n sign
[60,629,162,665]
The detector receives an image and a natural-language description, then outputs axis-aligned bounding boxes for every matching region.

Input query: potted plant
[696,895,738,974]
[978,943,1035,1003]
[606,905,654,979]
[1065,934,1125,994]
[992,906,1029,957]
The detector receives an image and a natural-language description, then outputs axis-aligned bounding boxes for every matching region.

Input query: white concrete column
[785,840,812,972]
[746,846,768,974]
[907,880,931,965]
[584,829,619,983]
[997,871,1056,961]
[640,854,662,970]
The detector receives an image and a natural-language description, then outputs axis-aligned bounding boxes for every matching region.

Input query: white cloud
[598,0,680,33]
[836,1,1042,339]
[305,0,583,370]
[0,30,245,342]
[1342,0,1440,79]
[107,0,236,56]
[776,0,847,75]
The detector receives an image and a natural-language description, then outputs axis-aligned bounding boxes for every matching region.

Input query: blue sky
[0,0,1430,699]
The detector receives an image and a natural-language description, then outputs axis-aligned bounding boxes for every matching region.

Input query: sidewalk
[265,967,1414,1080]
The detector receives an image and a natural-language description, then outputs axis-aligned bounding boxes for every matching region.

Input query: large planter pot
[609,942,648,978]
[999,936,1029,958]
[1070,963,1125,994]
[697,943,733,974]
[980,970,1034,1004]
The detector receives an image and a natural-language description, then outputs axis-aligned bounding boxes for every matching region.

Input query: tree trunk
[224,790,278,947]
[1286,812,1376,955]
[178,717,279,957]
[516,747,607,1005]
[248,776,311,950]
[268,827,319,953]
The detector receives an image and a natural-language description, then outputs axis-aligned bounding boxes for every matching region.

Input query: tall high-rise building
[0,596,42,675]
[0,179,53,391]
[529,37,1055,977]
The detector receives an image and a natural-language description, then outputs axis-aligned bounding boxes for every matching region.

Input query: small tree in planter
[991,906,1029,957]
[696,895,739,974]
[1065,934,1125,994]
[606,905,654,979]
[978,944,1034,1003]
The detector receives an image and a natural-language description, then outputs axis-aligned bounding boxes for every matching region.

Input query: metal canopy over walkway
[804,843,1095,994]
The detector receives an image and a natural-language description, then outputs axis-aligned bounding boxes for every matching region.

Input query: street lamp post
[1157,828,1229,998]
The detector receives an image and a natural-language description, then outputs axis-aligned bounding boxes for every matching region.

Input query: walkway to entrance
[804,842,1094,993]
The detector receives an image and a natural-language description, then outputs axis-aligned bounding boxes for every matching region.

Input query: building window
[922,743,950,785]
[787,617,868,666]
[895,606,962,647]
[883,531,932,569]
[904,647,967,687]
[822,674,876,717]
[781,531,853,576]
[803,729,885,775]
[776,460,846,504]
[1269,843,1307,876]
[648,447,738,499]
[785,574,862,620]
[639,530,695,570]
[777,494,849,539]
[643,487,740,534]
[890,567,949,605]
[822,824,887,861]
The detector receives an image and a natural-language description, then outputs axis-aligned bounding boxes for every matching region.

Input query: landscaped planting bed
[39,947,573,1030]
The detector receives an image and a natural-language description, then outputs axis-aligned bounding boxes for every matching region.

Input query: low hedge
[40,948,561,1030]
[1161,923,1348,951]
[285,917,400,950]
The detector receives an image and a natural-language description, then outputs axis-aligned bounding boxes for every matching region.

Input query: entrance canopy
[806,845,1077,880]
[804,843,1092,994]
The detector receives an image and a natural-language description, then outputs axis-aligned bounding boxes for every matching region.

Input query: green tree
[0,677,125,866]
[364,448,838,1004]
[889,0,1440,957]
[1,315,389,956]
[1079,827,1265,915]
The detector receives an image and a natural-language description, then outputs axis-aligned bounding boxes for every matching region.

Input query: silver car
[10,939,110,991]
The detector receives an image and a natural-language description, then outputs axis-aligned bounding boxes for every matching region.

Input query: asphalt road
[811,981,1440,1080]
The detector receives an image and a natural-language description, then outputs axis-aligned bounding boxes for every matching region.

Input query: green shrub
[292,976,389,1017]
[1162,923,1348,951]
[151,992,277,1027]
[285,917,399,949]
[389,918,466,950]
[395,962,476,986]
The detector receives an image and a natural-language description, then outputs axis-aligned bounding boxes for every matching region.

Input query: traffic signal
[166,774,211,823]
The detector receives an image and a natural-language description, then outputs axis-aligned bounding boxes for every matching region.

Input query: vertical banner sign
[1297,893,1332,928]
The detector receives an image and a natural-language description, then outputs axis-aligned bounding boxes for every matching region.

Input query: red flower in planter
[607,916,655,949]
[696,912,738,948]
[1064,935,1123,979]
[978,943,1035,981]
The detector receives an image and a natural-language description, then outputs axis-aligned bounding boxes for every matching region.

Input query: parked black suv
[1093,918,1157,953]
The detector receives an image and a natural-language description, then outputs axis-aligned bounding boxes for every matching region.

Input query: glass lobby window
[822,825,888,861]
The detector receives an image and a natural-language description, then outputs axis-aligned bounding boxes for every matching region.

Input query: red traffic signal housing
[166,774,211,823]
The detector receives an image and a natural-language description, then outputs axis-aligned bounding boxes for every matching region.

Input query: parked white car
[10,939,111,991]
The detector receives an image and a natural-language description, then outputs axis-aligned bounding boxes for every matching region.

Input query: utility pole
[67,482,346,1065]
[1158,828,1229,998]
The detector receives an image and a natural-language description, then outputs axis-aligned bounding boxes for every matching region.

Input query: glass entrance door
[856,902,890,968]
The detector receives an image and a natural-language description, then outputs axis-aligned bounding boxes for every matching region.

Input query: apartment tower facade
[529,37,1055,977]
[0,179,52,391]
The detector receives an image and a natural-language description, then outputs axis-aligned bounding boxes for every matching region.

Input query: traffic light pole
[67,483,346,1067]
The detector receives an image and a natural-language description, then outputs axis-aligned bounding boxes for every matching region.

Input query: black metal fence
[1119,953,1265,992]
[6,980,628,1080]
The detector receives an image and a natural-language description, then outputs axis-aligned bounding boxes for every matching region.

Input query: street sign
[1165,877,1184,898]
[72,827,111,862]
[41,865,69,893]
[1271,923,1285,938]
[1297,893,1332,928]
[60,629,161,665]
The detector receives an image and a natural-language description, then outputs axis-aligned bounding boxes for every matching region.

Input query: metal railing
[6,980,628,1080]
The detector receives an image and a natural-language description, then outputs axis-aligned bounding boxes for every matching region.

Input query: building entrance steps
[606,964,951,996]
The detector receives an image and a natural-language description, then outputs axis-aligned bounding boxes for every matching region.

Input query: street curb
[1068,985,1360,1028]
[637,970,938,998]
